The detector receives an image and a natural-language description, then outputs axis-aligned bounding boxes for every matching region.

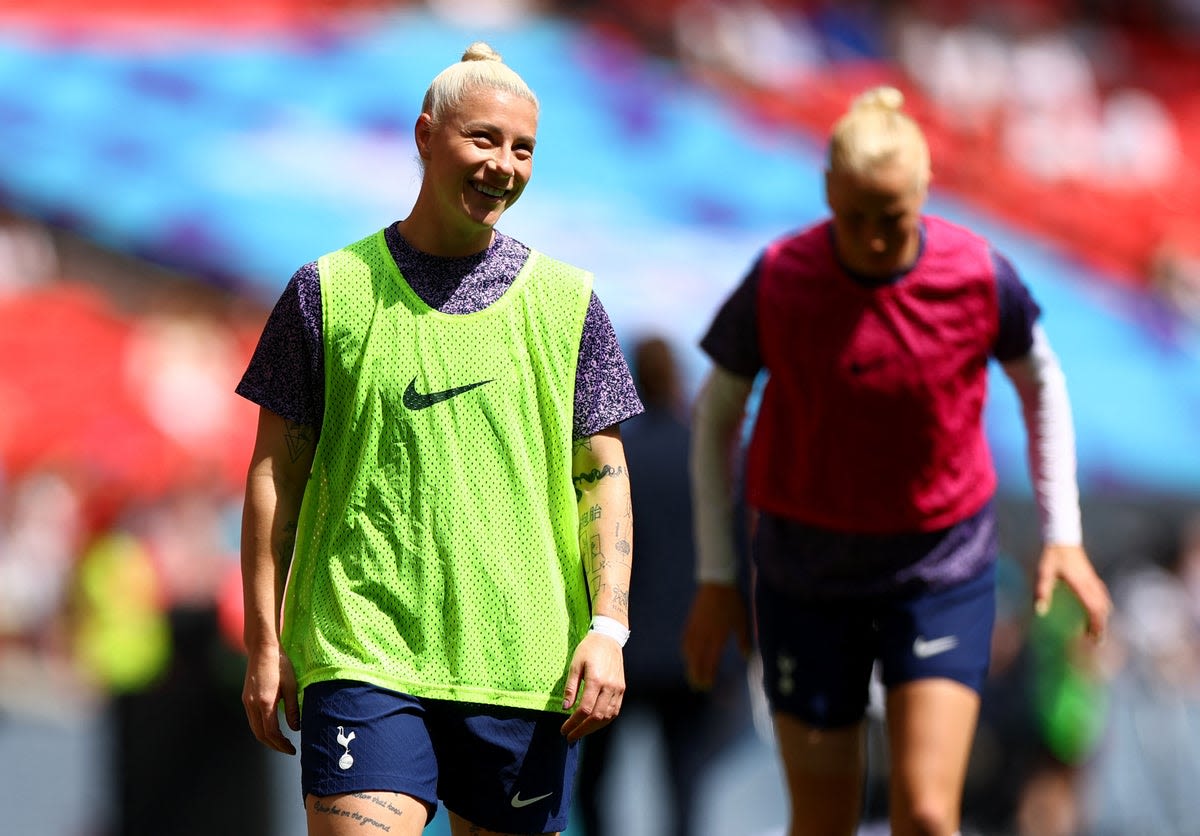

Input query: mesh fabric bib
[282,229,592,711]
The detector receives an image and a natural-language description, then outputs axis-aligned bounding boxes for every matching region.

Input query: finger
[560,706,588,739]
[563,705,613,742]
[1087,590,1112,642]
[283,688,301,732]
[562,658,584,710]
[1034,566,1057,616]
[263,705,297,755]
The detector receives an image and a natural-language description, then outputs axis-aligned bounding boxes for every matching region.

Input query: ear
[414,113,434,160]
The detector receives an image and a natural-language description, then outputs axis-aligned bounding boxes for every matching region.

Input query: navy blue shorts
[755,563,996,728]
[300,680,579,833]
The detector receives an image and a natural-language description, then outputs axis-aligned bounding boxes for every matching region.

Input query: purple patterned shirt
[237,224,643,438]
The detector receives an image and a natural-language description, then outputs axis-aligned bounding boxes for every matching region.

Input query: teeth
[475,183,506,198]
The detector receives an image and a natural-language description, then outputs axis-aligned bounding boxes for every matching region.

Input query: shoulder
[526,246,594,293]
[922,215,992,258]
[766,220,832,260]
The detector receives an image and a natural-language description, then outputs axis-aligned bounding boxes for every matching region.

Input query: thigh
[300,680,438,828]
[774,712,867,836]
[754,578,878,728]
[307,791,428,836]
[885,679,980,835]
[876,567,994,834]
[431,701,578,835]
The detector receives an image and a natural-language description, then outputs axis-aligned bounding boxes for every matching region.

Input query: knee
[891,788,960,836]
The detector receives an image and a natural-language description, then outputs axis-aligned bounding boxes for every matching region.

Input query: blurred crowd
[559,0,1200,310]
[0,212,270,834]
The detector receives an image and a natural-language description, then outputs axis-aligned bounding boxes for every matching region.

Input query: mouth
[472,181,509,200]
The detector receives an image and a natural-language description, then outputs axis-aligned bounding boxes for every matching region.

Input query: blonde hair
[828,86,930,190]
[421,41,539,125]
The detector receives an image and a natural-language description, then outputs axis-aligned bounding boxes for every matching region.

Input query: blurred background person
[682,86,1111,836]
[576,335,751,836]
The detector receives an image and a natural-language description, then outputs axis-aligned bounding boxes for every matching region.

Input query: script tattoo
[311,796,394,830]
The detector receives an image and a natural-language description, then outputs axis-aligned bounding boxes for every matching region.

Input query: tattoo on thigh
[312,795,399,830]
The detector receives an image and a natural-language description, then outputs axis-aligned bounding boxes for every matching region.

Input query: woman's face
[416,85,538,236]
[825,158,926,279]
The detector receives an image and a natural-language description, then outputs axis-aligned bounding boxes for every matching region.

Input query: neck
[394,216,494,258]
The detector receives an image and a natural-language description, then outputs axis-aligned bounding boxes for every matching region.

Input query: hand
[1034,543,1112,642]
[242,646,300,754]
[682,582,751,691]
[560,631,625,743]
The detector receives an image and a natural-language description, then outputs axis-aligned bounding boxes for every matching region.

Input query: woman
[682,86,1111,836]
[238,42,642,836]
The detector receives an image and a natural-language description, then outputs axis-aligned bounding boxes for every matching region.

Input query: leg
[753,571,877,836]
[299,683,440,836]
[877,563,998,836]
[307,791,429,836]
[774,712,866,836]
[885,679,980,836]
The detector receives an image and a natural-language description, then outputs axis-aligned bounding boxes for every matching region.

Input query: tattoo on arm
[283,419,314,464]
[572,463,627,502]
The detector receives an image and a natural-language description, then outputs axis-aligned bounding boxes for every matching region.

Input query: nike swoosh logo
[510,791,553,808]
[912,635,959,659]
[402,376,492,410]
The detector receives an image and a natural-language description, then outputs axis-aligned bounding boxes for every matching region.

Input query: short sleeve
[573,292,644,438]
[235,263,325,428]
[698,255,764,379]
[992,250,1042,362]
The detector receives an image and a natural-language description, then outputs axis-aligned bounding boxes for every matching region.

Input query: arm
[561,425,632,742]
[682,366,754,689]
[1001,325,1111,640]
[241,407,316,754]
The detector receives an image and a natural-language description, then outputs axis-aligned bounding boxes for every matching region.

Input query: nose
[489,148,515,177]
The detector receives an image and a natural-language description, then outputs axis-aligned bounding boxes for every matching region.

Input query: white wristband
[589,615,630,648]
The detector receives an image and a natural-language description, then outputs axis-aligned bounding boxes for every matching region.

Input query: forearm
[1002,325,1083,545]
[240,411,314,652]
[241,466,295,651]
[690,367,753,583]
[573,427,632,625]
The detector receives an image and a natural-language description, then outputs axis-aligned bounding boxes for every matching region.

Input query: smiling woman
[235,41,643,836]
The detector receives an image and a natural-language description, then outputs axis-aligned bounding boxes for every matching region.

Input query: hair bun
[852,85,905,114]
[462,41,503,63]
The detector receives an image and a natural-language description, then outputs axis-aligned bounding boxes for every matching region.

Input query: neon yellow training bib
[283,229,593,711]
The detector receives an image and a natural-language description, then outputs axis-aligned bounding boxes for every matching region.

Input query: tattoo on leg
[311,795,399,830]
